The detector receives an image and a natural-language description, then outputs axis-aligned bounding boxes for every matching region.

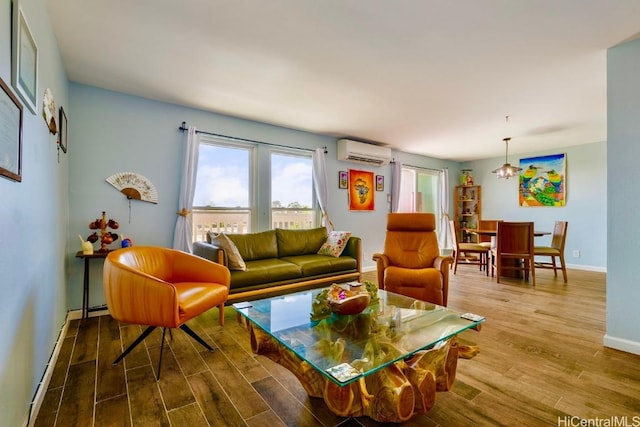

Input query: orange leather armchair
[103,246,230,378]
[373,213,453,306]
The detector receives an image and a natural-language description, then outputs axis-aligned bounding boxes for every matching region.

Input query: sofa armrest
[193,241,227,266]
[342,236,362,273]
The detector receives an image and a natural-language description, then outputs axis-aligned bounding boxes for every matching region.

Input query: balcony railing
[192,209,316,241]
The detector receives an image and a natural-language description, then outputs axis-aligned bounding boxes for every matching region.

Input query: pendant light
[491,116,522,179]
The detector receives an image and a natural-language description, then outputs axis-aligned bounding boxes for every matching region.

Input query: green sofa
[192,227,361,302]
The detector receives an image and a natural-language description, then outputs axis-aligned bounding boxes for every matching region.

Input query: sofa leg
[219,303,225,326]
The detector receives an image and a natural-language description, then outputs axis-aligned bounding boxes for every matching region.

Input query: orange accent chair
[491,222,536,286]
[449,220,490,275]
[373,213,453,306]
[103,246,230,379]
[534,221,568,282]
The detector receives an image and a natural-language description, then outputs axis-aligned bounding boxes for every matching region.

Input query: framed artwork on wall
[0,76,24,182]
[339,171,348,189]
[58,106,68,153]
[11,0,38,114]
[376,175,384,191]
[519,153,566,207]
[348,169,374,211]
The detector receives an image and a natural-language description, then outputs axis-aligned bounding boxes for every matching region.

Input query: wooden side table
[75,250,110,320]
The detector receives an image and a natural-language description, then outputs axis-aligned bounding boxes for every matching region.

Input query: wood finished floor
[33,268,640,427]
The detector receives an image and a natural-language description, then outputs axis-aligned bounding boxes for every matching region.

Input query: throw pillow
[210,232,246,271]
[317,231,352,257]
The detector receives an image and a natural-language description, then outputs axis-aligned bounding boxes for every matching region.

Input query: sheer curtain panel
[312,148,333,231]
[438,168,454,251]
[390,160,402,212]
[173,126,200,252]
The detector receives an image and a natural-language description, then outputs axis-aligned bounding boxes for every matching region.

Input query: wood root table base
[248,323,469,423]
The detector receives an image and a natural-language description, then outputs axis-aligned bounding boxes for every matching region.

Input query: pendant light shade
[492,137,522,179]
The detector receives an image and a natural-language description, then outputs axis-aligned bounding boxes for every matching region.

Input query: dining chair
[477,219,502,248]
[491,221,535,286]
[534,221,568,282]
[449,220,490,275]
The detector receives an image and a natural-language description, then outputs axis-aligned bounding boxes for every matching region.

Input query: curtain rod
[391,159,445,173]
[179,121,326,153]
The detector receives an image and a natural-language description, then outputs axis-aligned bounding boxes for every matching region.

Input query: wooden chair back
[550,220,568,251]
[533,220,569,282]
[493,221,535,285]
[477,219,500,244]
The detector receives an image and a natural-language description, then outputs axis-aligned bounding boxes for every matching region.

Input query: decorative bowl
[328,291,371,315]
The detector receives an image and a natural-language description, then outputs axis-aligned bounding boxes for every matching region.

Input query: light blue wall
[68,83,610,312]
[606,37,640,353]
[0,0,69,424]
[67,83,458,311]
[462,141,607,270]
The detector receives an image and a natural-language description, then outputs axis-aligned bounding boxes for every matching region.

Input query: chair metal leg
[156,328,167,380]
[113,326,156,365]
[180,324,214,352]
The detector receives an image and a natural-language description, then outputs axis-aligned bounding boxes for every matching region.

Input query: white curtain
[438,168,454,251]
[390,160,403,212]
[312,148,333,231]
[173,126,200,252]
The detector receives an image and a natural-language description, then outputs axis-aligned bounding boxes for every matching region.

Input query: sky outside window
[271,152,313,208]
[194,144,250,207]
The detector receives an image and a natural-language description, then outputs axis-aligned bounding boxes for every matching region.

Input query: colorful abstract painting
[348,169,374,211]
[519,153,566,207]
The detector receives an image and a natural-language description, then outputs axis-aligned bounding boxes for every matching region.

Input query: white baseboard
[27,313,71,427]
[603,334,640,355]
[566,263,607,273]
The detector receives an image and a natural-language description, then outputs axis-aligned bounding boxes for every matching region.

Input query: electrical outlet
[573,250,580,258]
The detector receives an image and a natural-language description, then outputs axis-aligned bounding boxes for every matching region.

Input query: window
[192,140,252,241]
[192,137,317,241]
[270,151,315,229]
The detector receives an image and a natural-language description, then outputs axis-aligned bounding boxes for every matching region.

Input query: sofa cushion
[209,232,246,271]
[276,227,328,257]
[229,258,301,289]
[318,231,352,257]
[281,254,358,276]
[226,230,278,261]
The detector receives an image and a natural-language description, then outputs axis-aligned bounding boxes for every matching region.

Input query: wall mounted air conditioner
[336,139,391,167]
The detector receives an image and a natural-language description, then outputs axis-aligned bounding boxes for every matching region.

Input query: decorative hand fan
[106,172,158,204]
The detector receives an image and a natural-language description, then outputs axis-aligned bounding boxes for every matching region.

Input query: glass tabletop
[233,285,484,386]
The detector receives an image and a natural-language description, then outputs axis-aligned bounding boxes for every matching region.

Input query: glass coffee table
[234,285,484,423]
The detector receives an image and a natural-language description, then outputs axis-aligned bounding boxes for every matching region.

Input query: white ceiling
[45,0,640,161]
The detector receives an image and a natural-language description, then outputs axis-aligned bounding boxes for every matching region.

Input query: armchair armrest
[172,250,231,290]
[434,255,453,306]
[372,253,389,289]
